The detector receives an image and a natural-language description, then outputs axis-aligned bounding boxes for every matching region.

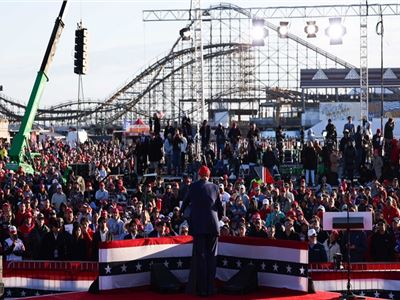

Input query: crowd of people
[0,114,399,265]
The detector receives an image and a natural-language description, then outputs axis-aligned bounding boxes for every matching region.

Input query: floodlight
[179,27,191,41]
[252,18,268,46]
[325,17,346,45]
[278,21,289,38]
[304,21,318,38]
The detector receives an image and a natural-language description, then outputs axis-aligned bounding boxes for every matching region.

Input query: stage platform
[22,287,381,300]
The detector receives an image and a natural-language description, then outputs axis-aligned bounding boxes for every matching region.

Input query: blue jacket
[182,179,223,236]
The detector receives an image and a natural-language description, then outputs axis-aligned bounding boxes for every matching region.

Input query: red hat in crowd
[24,212,33,219]
[198,165,211,177]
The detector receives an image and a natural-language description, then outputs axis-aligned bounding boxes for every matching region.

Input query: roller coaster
[1,3,399,128]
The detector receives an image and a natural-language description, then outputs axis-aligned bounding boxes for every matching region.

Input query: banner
[310,263,400,300]
[217,237,308,292]
[98,236,309,292]
[3,261,98,298]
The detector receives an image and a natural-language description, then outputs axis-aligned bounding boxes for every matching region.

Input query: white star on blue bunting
[273,263,279,272]
[261,262,266,270]
[163,260,169,268]
[136,262,142,271]
[121,264,127,272]
[177,260,183,268]
[299,266,305,275]
[286,265,292,273]
[236,260,242,268]
[222,259,228,266]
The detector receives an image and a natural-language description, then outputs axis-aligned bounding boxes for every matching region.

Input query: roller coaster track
[1,3,367,125]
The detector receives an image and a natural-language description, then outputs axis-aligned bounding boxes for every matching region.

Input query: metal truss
[143,3,400,21]
[5,2,399,127]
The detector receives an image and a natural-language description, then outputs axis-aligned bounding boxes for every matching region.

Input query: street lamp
[376,9,384,131]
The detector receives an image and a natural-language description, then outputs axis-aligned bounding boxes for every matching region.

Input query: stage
[22,288,381,300]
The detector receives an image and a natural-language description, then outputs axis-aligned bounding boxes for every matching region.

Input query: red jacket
[382,206,400,224]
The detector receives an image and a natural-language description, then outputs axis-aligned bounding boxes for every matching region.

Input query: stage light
[179,27,191,41]
[278,21,289,38]
[304,21,318,38]
[325,17,346,45]
[252,18,268,46]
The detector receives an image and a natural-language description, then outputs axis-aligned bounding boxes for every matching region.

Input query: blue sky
[0,0,399,107]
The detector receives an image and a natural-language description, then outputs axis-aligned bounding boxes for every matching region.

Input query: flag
[262,166,274,184]
[253,166,274,184]
[99,235,308,292]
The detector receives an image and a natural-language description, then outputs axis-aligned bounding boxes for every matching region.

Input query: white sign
[323,212,373,231]
[320,102,361,121]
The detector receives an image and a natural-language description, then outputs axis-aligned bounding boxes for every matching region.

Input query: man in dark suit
[148,220,169,238]
[182,165,223,297]
[40,218,71,260]
[92,217,113,261]
[123,219,142,239]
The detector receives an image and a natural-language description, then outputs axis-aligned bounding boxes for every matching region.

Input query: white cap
[262,199,269,205]
[218,184,224,189]
[308,228,317,237]
[317,205,326,212]
[9,225,17,233]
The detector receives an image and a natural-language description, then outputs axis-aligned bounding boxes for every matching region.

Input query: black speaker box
[222,264,258,294]
[150,263,182,293]
[88,277,99,294]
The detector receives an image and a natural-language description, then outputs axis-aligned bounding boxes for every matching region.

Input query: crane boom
[7,0,68,174]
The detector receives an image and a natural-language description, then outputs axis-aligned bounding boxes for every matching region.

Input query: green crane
[7,0,68,174]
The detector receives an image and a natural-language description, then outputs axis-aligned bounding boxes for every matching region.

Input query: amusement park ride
[2,1,400,173]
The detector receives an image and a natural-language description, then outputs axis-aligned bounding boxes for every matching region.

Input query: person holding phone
[4,226,25,261]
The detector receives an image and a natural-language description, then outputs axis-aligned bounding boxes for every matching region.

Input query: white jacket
[180,136,188,153]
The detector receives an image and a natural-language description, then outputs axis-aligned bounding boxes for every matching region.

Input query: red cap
[331,230,340,238]
[24,212,33,219]
[198,165,211,177]
[101,210,108,217]
[66,207,73,213]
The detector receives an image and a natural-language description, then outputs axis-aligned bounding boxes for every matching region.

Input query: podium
[323,211,372,300]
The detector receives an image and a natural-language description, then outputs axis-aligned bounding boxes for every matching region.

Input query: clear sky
[0,0,399,108]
